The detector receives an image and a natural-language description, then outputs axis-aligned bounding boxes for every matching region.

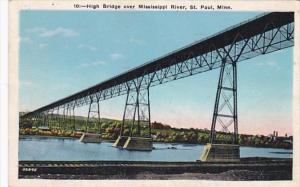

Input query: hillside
[19,113,292,149]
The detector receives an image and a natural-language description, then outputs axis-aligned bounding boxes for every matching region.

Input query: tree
[106,127,114,134]
[19,118,33,129]
[238,135,245,145]
[123,129,130,136]
[101,122,108,129]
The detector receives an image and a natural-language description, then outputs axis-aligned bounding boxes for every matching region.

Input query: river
[19,136,292,161]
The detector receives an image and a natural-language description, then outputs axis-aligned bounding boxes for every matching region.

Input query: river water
[19,136,292,161]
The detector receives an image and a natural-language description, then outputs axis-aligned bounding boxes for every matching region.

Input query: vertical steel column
[66,106,72,130]
[233,61,238,144]
[209,58,238,144]
[32,115,36,128]
[72,104,76,131]
[62,107,66,130]
[85,102,92,132]
[97,98,101,134]
[48,110,51,129]
[136,88,141,136]
[66,107,70,130]
[34,114,39,128]
[43,112,48,128]
[136,87,151,138]
[123,78,151,138]
[42,113,45,127]
[210,59,226,143]
[57,107,61,129]
[120,89,130,136]
[49,109,54,130]
[147,88,152,137]
[85,96,101,134]
[38,114,42,128]
[129,91,138,137]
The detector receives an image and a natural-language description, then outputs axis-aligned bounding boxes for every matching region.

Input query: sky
[19,11,293,136]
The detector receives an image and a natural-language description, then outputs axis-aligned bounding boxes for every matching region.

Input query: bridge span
[22,12,294,160]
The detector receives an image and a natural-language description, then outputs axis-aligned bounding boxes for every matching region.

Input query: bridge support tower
[80,96,102,143]
[113,79,153,151]
[200,56,240,162]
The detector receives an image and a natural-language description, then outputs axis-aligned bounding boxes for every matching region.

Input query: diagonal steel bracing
[85,95,101,133]
[120,78,152,138]
[210,58,238,144]
[209,34,248,144]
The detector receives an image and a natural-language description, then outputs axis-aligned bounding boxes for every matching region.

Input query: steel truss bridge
[22,12,294,144]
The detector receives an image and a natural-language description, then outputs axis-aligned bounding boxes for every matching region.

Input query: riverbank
[19,115,293,150]
[19,157,292,180]
[19,134,293,150]
[19,136,292,161]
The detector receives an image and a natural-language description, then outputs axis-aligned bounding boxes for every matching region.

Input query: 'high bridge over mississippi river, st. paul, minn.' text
[21,12,294,162]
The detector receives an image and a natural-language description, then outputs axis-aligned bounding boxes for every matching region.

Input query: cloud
[20,36,48,49]
[77,60,106,68]
[20,80,37,88]
[27,27,78,37]
[51,83,70,91]
[38,43,48,48]
[77,44,98,51]
[129,38,145,46]
[26,27,45,33]
[40,27,78,37]
[265,61,278,67]
[256,61,279,68]
[20,37,32,43]
[109,53,124,60]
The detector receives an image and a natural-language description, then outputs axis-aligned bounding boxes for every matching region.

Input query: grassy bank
[19,115,292,149]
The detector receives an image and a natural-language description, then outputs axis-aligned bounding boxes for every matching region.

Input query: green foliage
[19,114,292,149]
[123,129,130,136]
[19,118,33,129]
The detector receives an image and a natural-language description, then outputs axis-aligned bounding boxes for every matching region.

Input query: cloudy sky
[19,11,293,136]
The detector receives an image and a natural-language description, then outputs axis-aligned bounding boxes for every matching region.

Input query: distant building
[38,126,50,131]
[269,130,279,141]
[268,130,293,148]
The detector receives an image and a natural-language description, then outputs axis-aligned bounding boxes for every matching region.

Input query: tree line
[19,115,292,149]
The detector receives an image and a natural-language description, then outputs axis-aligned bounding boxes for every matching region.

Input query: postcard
[8,0,300,187]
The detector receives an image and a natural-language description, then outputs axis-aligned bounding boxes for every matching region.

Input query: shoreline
[19,134,293,150]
